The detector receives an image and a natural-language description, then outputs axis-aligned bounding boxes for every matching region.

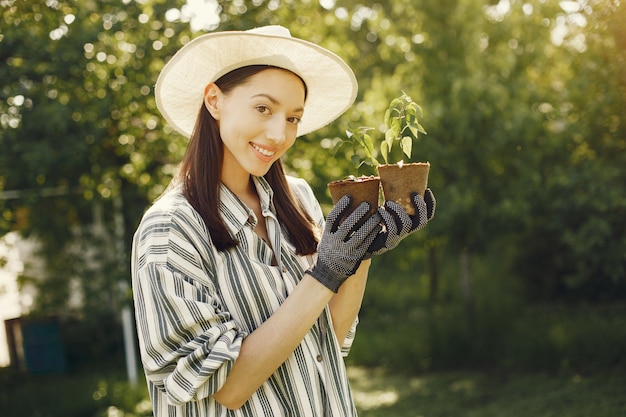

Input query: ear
[203,83,222,120]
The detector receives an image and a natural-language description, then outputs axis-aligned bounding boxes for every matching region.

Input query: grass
[349,366,626,417]
[0,363,151,417]
[1,364,624,416]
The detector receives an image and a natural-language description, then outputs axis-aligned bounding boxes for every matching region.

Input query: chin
[249,166,273,177]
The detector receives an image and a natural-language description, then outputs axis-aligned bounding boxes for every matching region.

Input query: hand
[307,195,382,292]
[364,188,436,258]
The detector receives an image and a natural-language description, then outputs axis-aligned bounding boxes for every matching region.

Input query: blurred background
[1,0,625,416]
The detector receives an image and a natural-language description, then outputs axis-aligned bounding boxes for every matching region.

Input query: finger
[377,206,399,235]
[327,194,353,233]
[360,210,382,235]
[339,201,373,235]
[410,192,429,230]
[383,200,412,233]
[358,213,384,248]
[344,208,381,247]
[366,230,387,255]
[424,188,436,220]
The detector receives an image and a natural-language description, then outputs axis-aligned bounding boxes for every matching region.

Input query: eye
[256,105,271,115]
[287,116,301,125]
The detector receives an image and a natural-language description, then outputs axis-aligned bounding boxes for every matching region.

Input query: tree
[1,0,625,371]
[513,0,626,301]
[1,0,191,317]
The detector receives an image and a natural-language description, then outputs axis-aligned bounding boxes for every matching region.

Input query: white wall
[0,232,39,367]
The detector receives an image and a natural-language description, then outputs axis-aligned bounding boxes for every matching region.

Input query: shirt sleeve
[131,204,246,406]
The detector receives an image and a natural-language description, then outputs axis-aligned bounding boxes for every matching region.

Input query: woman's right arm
[134,220,334,410]
[132,203,250,406]
[212,273,334,409]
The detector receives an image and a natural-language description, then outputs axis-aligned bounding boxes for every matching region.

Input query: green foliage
[381,92,426,164]
[341,126,378,169]
[335,92,427,169]
[1,0,190,318]
[352,248,626,374]
[1,0,626,377]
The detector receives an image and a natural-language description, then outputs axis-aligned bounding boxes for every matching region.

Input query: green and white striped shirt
[131,176,358,417]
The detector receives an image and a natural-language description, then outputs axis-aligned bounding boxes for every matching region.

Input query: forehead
[238,68,306,99]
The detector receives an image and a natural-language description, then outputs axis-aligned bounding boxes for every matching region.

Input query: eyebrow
[251,93,304,113]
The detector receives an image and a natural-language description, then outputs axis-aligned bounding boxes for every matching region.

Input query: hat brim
[155,29,358,138]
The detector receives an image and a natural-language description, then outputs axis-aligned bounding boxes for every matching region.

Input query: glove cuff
[306,262,343,293]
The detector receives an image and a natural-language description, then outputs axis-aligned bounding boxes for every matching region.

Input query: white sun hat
[155,25,358,138]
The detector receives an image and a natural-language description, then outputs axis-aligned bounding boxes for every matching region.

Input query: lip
[250,142,277,162]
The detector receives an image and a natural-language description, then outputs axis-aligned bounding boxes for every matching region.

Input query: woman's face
[205,68,306,180]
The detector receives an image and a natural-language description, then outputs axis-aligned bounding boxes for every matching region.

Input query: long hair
[176,65,319,255]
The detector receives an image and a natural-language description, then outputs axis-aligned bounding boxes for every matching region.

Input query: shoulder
[146,186,200,223]
[286,176,323,223]
[132,185,217,275]
[134,186,207,248]
[287,175,315,205]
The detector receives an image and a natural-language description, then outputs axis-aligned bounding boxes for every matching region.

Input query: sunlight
[165,0,221,32]
[348,367,400,410]
[559,0,581,13]
[319,0,336,10]
[353,389,399,410]
[551,1,588,52]
[483,0,511,22]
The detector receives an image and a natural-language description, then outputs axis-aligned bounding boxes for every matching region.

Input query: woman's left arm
[288,176,372,346]
[328,258,371,346]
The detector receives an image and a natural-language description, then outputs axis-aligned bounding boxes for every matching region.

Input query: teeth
[252,143,275,157]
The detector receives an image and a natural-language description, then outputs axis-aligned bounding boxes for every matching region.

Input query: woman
[131,25,435,417]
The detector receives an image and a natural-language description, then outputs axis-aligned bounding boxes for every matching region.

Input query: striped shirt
[131,175,359,417]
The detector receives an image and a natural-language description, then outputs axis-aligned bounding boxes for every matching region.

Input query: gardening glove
[307,195,382,292]
[364,188,436,258]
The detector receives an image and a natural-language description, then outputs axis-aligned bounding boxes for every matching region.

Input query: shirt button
[282,266,287,273]
[316,354,323,362]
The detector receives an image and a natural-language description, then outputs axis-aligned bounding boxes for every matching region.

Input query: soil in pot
[378,162,430,216]
[328,175,381,223]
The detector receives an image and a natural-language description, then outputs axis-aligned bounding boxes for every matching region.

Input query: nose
[266,116,287,144]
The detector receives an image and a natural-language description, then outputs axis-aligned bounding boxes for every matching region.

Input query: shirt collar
[219,176,275,236]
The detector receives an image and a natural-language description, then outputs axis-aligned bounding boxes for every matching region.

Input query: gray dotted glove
[364,189,436,258]
[307,195,382,292]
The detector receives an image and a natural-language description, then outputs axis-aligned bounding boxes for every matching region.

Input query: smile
[251,143,276,157]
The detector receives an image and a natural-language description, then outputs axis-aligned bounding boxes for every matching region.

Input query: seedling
[336,91,427,169]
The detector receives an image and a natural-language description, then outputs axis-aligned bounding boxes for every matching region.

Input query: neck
[222,172,256,199]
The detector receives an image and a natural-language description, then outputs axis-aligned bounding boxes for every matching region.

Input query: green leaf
[363,133,374,156]
[351,154,362,168]
[390,98,402,111]
[389,98,403,118]
[380,140,390,164]
[406,102,418,118]
[334,141,346,155]
[385,128,396,150]
[401,136,412,159]
[415,104,424,119]
[390,118,402,139]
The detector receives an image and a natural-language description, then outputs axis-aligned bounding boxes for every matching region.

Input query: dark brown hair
[177,65,319,255]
